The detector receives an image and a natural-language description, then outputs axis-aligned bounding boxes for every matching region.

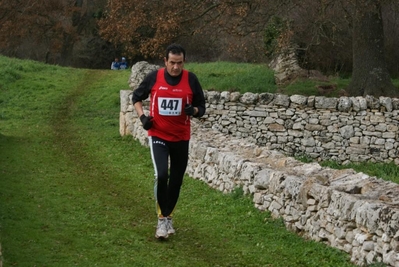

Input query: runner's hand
[140,114,153,130]
[184,104,194,116]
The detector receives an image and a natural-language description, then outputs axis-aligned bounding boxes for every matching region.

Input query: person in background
[111,57,120,70]
[132,43,206,239]
[119,57,128,69]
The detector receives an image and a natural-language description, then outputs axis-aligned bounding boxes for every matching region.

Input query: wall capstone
[128,61,160,90]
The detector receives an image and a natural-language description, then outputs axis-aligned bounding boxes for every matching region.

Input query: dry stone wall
[120,61,399,266]
[120,90,399,266]
[126,62,399,165]
[202,91,399,165]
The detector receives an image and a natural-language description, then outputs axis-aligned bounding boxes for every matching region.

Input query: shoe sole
[155,234,168,239]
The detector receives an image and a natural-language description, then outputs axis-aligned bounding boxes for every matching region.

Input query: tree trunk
[59,33,74,66]
[347,1,398,97]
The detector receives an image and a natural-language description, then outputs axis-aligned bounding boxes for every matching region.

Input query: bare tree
[1,0,399,95]
[347,0,398,97]
[265,0,398,97]
[0,0,108,67]
[98,0,274,62]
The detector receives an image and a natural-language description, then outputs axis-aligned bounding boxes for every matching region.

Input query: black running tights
[149,136,189,217]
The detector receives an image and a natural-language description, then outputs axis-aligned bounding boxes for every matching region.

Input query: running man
[132,43,206,239]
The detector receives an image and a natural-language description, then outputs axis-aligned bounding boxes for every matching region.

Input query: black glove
[184,104,194,116]
[140,114,153,130]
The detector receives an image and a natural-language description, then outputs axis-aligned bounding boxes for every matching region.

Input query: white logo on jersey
[159,86,168,90]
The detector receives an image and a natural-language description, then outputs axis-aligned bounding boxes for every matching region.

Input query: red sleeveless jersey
[148,68,193,141]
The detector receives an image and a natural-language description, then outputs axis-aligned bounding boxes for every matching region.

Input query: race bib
[158,97,183,116]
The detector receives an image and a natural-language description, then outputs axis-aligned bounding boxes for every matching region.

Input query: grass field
[0,56,393,266]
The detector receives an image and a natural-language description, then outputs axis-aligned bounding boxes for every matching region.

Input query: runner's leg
[165,140,189,216]
[149,137,170,217]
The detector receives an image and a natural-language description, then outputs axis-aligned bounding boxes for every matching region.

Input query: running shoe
[155,217,168,239]
[167,217,175,235]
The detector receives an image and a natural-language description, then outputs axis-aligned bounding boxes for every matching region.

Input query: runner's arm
[189,72,206,118]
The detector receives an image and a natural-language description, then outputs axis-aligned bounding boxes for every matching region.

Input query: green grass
[185,61,353,97]
[0,55,389,266]
[186,61,277,94]
[320,160,399,184]
[279,77,351,97]
[295,154,399,184]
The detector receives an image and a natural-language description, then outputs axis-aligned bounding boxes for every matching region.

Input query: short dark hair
[165,43,186,60]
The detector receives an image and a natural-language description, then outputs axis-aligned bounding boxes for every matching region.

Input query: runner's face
[164,52,185,77]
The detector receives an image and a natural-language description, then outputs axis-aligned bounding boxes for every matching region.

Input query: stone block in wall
[244,110,269,117]
[272,94,290,107]
[218,152,246,176]
[119,112,127,136]
[338,96,352,112]
[380,97,393,112]
[128,61,160,90]
[351,96,368,111]
[340,125,355,139]
[258,93,274,104]
[207,91,221,104]
[370,115,386,123]
[315,96,338,109]
[240,92,259,104]
[253,168,275,190]
[120,90,132,112]
[365,96,380,109]
[393,99,399,110]
[290,94,307,106]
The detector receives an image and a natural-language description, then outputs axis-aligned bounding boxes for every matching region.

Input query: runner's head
[164,44,185,77]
